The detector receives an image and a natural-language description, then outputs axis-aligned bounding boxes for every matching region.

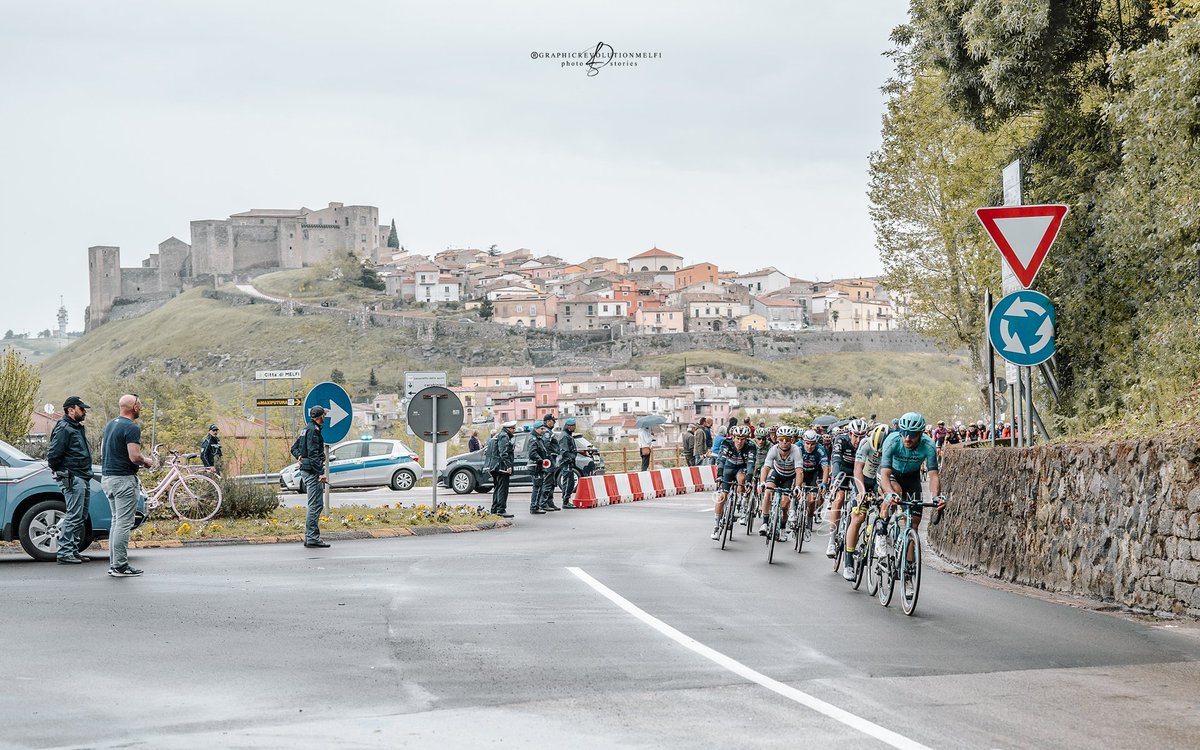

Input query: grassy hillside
[37,288,512,409]
[629,350,982,424]
[1,336,73,365]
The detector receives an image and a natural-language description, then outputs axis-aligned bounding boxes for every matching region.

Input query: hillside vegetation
[37,288,510,408]
[38,289,978,424]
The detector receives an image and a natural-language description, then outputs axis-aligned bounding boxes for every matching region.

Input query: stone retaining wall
[930,439,1200,618]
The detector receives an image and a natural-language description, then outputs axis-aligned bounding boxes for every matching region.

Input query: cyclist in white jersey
[757,425,802,539]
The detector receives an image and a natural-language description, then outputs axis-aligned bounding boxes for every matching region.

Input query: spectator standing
[694,418,711,465]
[558,418,579,508]
[467,430,482,453]
[294,405,329,548]
[47,396,94,564]
[100,395,154,577]
[638,426,654,471]
[710,425,727,466]
[488,422,516,517]
[682,425,696,467]
[199,423,222,470]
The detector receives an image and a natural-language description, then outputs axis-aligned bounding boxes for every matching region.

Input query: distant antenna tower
[57,296,68,337]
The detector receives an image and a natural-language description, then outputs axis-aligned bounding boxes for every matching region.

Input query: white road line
[566,566,931,750]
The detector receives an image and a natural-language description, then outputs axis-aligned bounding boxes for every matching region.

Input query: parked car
[0,440,146,562]
[280,437,423,493]
[438,431,604,494]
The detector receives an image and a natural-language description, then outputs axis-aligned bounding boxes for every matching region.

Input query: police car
[280,436,423,492]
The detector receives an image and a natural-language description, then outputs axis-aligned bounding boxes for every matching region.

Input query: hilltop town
[85,200,903,335]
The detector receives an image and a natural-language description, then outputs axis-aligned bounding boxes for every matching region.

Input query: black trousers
[529,472,545,511]
[640,450,651,471]
[490,471,510,514]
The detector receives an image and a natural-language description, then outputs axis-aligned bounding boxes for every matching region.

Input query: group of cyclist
[710,411,945,581]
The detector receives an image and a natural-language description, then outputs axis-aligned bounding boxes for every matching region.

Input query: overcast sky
[0,1,908,335]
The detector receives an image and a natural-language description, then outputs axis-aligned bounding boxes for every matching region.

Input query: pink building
[492,394,538,424]
[533,377,560,413]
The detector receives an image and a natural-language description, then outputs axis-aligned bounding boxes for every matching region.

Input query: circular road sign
[988,290,1056,367]
[405,386,464,444]
[303,381,353,444]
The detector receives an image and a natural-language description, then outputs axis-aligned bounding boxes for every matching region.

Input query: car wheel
[450,469,476,494]
[390,469,417,491]
[79,525,95,552]
[18,498,66,562]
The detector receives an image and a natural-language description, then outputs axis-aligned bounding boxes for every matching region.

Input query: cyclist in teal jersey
[875,412,944,556]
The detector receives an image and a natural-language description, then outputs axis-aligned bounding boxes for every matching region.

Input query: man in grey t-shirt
[101,394,154,578]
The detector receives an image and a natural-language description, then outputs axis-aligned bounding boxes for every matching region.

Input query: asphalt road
[276,484,528,508]
[3,493,1200,749]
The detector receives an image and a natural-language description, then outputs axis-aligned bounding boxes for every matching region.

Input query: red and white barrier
[574,465,718,509]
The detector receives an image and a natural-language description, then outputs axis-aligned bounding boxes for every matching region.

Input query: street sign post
[304,382,353,514]
[976,204,1068,289]
[253,370,302,478]
[255,369,302,380]
[989,291,1057,367]
[405,386,465,511]
[256,397,301,407]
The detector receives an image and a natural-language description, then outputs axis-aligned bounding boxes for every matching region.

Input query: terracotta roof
[629,246,683,259]
[413,263,440,272]
[754,296,801,308]
[230,208,305,218]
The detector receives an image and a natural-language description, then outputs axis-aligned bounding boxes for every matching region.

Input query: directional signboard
[256,397,301,407]
[989,290,1056,367]
[405,371,448,400]
[303,382,353,444]
[976,204,1068,289]
[255,369,302,380]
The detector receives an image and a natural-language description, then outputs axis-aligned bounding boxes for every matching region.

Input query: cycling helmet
[776,425,799,439]
[847,418,869,435]
[754,427,769,439]
[869,424,889,451]
[730,425,751,437]
[897,411,926,433]
[802,429,818,442]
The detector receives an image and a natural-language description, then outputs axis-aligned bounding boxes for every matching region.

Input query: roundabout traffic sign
[304,381,353,444]
[989,290,1056,367]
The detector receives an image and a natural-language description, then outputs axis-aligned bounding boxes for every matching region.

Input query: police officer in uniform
[47,396,94,564]
[538,414,560,511]
[557,417,580,508]
[528,423,553,515]
[296,405,329,548]
[490,421,516,517]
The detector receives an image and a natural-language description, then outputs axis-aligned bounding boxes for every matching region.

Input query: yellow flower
[209,524,222,531]
[365,514,374,521]
[176,522,192,536]
[320,516,331,523]
[345,515,356,522]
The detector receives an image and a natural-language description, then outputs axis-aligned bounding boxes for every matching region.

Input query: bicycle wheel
[169,473,223,522]
[795,505,808,553]
[719,493,736,550]
[900,527,922,615]
[832,515,847,571]
[877,534,896,607]
[766,505,778,564]
[745,487,758,535]
[852,544,867,590]
[864,526,880,596]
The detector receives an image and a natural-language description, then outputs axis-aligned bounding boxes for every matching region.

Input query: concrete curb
[97,520,513,550]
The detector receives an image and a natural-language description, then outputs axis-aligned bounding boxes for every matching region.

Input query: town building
[627,247,684,273]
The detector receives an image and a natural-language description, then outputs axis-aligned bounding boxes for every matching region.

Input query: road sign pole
[323,446,331,515]
[430,394,438,511]
[1026,367,1036,447]
[986,290,996,447]
[263,379,269,477]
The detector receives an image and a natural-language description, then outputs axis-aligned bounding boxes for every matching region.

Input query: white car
[280,437,422,492]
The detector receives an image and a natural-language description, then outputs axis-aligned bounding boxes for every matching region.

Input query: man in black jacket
[295,406,329,548]
[47,396,94,564]
[490,422,516,517]
[537,414,560,511]
[557,418,580,508]
[528,423,553,515]
[199,424,222,470]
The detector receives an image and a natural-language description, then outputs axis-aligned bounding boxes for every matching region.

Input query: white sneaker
[825,538,837,558]
[874,535,888,557]
[842,563,856,581]
[711,525,721,541]
[759,525,768,537]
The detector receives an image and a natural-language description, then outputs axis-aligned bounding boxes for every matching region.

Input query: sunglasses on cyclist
[901,430,923,439]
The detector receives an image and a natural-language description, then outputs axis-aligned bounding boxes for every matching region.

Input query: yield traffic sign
[976,204,1068,288]
[303,382,354,444]
[988,290,1056,367]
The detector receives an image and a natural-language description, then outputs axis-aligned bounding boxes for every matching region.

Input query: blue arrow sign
[989,290,1056,367]
[303,382,353,444]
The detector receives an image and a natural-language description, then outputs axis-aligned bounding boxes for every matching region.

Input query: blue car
[0,440,145,562]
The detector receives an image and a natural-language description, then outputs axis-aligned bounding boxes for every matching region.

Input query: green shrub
[217,478,281,518]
